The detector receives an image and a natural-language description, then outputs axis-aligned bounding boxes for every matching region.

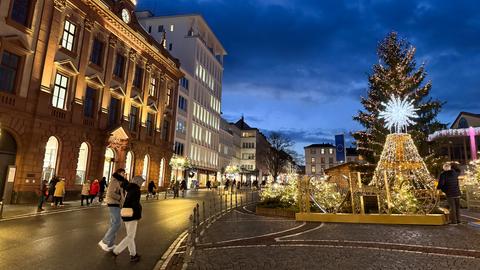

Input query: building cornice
[79,0,183,79]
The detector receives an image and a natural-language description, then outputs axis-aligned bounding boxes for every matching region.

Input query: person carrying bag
[113,175,144,262]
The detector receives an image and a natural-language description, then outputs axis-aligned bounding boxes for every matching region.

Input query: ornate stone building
[0,0,182,203]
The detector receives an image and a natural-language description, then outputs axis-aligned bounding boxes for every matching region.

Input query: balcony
[0,92,16,107]
[51,107,67,120]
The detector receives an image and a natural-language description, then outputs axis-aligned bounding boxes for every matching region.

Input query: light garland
[428,127,480,141]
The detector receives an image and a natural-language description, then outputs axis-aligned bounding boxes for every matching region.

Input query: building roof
[304,143,335,149]
[450,112,480,129]
[234,116,255,130]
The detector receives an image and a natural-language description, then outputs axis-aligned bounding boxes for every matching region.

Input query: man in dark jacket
[112,176,143,262]
[98,177,107,203]
[437,163,461,224]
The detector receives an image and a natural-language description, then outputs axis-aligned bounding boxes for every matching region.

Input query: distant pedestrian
[99,169,128,252]
[89,179,100,204]
[47,177,58,204]
[37,180,48,212]
[206,180,211,190]
[232,179,236,192]
[173,180,180,198]
[437,162,462,225]
[148,180,157,196]
[112,176,144,262]
[81,180,91,206]
[99,177,107,203]
[53,177,66,207]
[181,179,187,197]
[225,179,230,191]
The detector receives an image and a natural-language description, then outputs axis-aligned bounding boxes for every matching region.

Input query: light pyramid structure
[371,95,437,214]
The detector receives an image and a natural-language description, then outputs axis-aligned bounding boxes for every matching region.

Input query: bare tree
[263,132,295,182]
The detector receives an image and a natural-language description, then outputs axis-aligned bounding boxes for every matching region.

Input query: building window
[158,25,164,32]
[90,38,104,66]
[180,77,189,90]
[311,165,316,173]
[42,136,59,182]
[242,142,255,148]
[75,142,89,184]
[170,24,174,32]
[321,149,325,154]
[108,97,120,127]
[9,0,32,27]
[148,26,152,33]
[311,157,316,163]
[142,154,150,182]
[0,51,21,93]
[176,120,186,134]
[113,54,125,78]
[169,43,173,51]
[320,157,325,164]
[162,120,170,141]
[310,149,316,154]
[166,88,171,106]
[329,157,334,164]
[242,153,255,160]
[329,149,334,154]
[52,73,68,109]
[125,151,134,180]
[61,20,76,51]
[146,113,154,136]
[178,96,188,112]
[149,77,156,96]
[174,142,184,156]
[129,106,139,131]
[133,66,143,89]
[84,87,96,118]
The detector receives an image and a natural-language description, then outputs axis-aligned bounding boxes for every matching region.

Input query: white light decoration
[379,95,418,133]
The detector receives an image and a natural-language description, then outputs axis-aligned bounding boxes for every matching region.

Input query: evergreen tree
[353,32,446,177]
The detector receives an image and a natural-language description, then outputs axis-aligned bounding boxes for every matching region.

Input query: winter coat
[90,181,100,195]
[148,181,156,193]
[105,173,128,207]
[54,180,65,197]
[81,183,90,196]
[99,179,107,192]
[122,183,142,221]
[48,179,58,193]
[180,180,187,190]
[437,170,461,198]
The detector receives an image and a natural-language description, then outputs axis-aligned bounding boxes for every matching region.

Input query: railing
[83,118,94,127]
[51,108,67,120]
[182,188,258,267]
[0,92,16,107]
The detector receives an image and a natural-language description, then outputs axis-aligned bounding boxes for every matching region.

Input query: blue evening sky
[137,0,480,158]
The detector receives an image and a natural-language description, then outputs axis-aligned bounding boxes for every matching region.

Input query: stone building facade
[0,0,182,203]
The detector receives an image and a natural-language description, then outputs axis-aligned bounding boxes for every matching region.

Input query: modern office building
[137,12,227,187]
[0,0,182,203]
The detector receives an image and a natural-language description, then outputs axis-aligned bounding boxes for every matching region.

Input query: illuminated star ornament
[379,95,418,133]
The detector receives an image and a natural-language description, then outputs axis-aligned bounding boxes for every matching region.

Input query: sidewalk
[173,206,480,270]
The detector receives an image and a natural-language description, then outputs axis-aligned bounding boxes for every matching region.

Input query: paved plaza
[171,206,480,270]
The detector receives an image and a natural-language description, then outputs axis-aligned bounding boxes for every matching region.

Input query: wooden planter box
[256,206,296,219]
[295,212,447,225]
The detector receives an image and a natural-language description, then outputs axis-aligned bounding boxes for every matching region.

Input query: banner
[335,134,346,163]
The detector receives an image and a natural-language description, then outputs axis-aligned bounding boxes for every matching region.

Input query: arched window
[42,136,59,181]
[142,154,150,184]
[158,158,165,187]
[75,142,89,184]
[125,151,134,180]
[103,148,115,182]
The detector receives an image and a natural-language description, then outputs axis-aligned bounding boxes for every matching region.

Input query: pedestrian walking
[81,180,91,206]
[98,169,128,252]
[148,180,157,196]
[89,179,100,204]
[112,176,144,262]
[53,177,66,207]
[37,180,48,212]
[173,180,180,198]
[99,177,107,203]
[437,162,462,225]
[206,180,211,190]
[47,176,58,205]
[225,179,230,191]
[180,179,187,197]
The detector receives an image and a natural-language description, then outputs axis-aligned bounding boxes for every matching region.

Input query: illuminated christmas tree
[371,95,437,214]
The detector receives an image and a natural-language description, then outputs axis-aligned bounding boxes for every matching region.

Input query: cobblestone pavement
[179,206,480,270]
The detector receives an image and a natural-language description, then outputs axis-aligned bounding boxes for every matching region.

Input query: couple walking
[98,168,143,262]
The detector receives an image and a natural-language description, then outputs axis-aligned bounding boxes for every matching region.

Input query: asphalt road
[0,189,247,270]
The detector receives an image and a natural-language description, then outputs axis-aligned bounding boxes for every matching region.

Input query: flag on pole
[335,134,346,163]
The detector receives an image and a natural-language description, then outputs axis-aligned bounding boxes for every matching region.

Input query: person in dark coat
[47,177,58,204]
[112,176,143,262]
[98,177,107,203]
[180,179,187,197]
[206,180,211,190]
[148,180,157,195]
[437,163,462,224]
[37,180,49,212]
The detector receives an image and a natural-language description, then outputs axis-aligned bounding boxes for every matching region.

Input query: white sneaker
[98,240,110,252]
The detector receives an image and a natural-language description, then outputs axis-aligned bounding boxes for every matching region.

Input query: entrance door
[102,148,115,182]
[0,130,17,202]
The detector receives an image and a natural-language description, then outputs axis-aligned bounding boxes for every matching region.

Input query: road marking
[275,223,324,241]
[242,206,254,213]
[154,230,188,270]
[216,222,306,244]
[461,214,480,221]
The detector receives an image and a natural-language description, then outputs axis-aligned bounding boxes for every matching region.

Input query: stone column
[74,18,95,103]
[123,50,136,121]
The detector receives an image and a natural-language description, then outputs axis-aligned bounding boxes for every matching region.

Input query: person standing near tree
[437,162,462,225]
[98,169,128,252]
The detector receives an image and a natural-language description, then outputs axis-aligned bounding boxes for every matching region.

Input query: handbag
[120,207,133,217]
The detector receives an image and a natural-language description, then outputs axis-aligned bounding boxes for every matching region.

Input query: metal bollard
[240,196,243,207]
[225,193,228,211]
[235,190,238,208]
[230,192,233,209]
[192,207,197,234]
[219,194,222,213]
[202,201,206,224]
[196,203,200,226]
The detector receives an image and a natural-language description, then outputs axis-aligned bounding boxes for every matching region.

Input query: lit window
[61,20,76,51]
[142,155,150,181]
[149,77,157,96]
[170,24,174,32]
[52,73,68,109]
[75,142,89,184]
[311,157,315,163]
[321,149,325,154]
[329,149,333,154]
[311,166,316,173]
